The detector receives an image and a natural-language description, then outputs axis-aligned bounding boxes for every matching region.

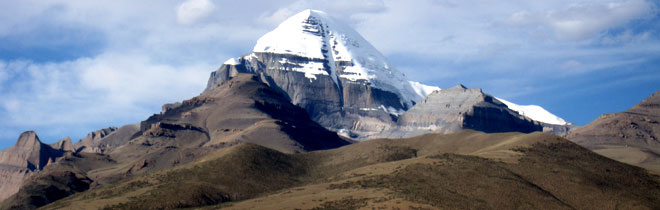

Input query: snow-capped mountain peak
[252,9,423,106]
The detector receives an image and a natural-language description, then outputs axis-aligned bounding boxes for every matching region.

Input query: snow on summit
[247,9,569,126]
[252,9,424,105]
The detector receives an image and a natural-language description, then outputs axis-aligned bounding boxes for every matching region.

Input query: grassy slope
[42,130,660,210]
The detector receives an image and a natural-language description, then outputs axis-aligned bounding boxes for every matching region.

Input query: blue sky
[0,0,658,149]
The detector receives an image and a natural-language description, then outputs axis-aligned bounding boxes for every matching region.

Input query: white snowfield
[409,81,441,99]
[223,58,240,65]
[251,9,423,106]
[408,83,568,126]
[495,98,568,125]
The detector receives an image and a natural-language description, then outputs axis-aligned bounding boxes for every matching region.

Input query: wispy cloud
[0,53,211,145]
[502,0,656,41]
[176,0,216,25]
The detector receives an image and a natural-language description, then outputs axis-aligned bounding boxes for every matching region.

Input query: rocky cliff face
[384,85,542,138]
[206,53,406,138]
[204,10,423,139]
[567,91,660,173]
[0,132,64,201]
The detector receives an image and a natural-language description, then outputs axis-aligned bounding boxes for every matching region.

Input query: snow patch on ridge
[409,82,568,126]
[224,58,240,65]
[409,81,441,99]
[496,98,568,125]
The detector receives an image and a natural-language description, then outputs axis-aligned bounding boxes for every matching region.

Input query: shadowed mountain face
[0,74,350,209]
[137,73,349,154]
[27,131,660,210]
[0,132,65,201]
[568,91,660,173]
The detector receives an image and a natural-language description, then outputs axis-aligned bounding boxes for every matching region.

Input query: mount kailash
[204,9,572,139]
[0,9,586,208]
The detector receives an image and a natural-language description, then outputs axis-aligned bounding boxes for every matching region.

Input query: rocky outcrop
[542,123,578,136]
[94,124,140,154]
[567,91,660,173]
[382,85,542,138]
[71,124,141,154]
[73,127,118,153]
[0,132,62,170]
[0,131,64,202]
[50,137,74,152]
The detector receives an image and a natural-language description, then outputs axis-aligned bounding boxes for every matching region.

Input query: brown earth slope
[0,73,350,209]
[568,91,660,173]
[38,130,660,210]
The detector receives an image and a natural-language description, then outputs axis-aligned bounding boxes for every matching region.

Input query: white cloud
[176,0,216,25]
[0,53,211,128]
[502,0,656,41]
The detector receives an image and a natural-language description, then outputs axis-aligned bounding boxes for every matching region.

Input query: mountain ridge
[33,130,660,209]
[205,9,558,139]
[4,9,651,210]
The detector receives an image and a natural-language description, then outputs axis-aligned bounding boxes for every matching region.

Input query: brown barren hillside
[0,74,349,209]
[33,130,660,210]
[568,91,660,174]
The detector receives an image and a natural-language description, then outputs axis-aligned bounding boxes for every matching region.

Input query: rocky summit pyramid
[206,9,424,138]
[205,9,547,139]
[0,131,65,201]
